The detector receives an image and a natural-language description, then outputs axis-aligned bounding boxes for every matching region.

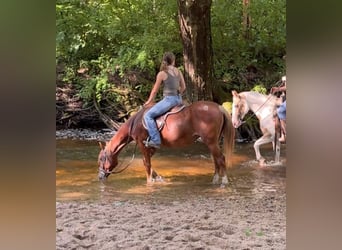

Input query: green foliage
[245,229,252,236]
[77,74,111,103]
[56,0,180,72]
[251,84,267,95]
[222,102,232,113]
[211,0,286,91]
[56,0,182,110]
[56,0,286,121]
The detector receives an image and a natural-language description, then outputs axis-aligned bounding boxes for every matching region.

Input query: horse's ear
[232,90,238,97]
[98,141,105,150]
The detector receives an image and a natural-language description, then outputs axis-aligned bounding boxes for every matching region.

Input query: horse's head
[97,142,118,181]
[231,90,249,128]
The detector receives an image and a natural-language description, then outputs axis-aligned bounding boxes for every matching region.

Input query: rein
[239,80,282,124]
[241,94,274,124]
[101,139,138,175]
[100,111,142,175]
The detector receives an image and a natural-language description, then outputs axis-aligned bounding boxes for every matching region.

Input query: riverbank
[56,128,116,141]
[56,192,285,250]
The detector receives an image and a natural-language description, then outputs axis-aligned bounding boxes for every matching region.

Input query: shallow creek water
[56,139,286,203]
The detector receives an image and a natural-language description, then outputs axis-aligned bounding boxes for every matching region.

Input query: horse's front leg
[254,135,273,166]
[141,146,163,183]
[140,146,154,183]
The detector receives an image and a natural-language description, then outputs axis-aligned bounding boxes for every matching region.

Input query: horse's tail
[219,106,235,168]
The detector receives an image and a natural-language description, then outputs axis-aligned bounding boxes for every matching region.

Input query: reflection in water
[56,139,286,202]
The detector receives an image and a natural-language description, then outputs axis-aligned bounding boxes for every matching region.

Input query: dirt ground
[56,190,285,250]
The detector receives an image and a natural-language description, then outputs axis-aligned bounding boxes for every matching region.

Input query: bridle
[235,79,283,124]
[99,141,138,175]
[233,101,247,125]
[238,94,275,124]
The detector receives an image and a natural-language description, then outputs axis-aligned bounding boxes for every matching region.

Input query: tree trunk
[177,0,214,102]
[243,0,251,39]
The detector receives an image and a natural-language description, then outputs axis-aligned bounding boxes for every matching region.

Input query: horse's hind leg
[212,172,220,184]
[208,144,228,186]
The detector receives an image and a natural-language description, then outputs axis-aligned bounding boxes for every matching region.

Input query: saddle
[142,104,186,131]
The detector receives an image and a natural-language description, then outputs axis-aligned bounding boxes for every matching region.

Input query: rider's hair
[160,52,175,72]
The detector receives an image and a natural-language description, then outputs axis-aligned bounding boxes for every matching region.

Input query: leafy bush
[56,0,286,123]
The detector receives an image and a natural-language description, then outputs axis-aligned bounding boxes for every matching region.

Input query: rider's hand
[271,87,279,94]
[143,100,153,107]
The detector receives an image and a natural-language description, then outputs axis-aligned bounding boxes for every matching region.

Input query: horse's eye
[234,104,239,108]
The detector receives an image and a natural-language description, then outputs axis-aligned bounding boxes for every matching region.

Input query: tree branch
[93,96,121,131]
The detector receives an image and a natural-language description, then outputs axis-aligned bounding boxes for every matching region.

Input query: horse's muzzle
[98,170,109,181]
[233,120,241,128]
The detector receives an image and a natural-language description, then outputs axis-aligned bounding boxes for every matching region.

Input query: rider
[143,52,186,149]
[271,75,287,143]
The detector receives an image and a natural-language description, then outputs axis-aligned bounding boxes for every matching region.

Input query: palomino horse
[231,90,282,166]
[98,101,235,186]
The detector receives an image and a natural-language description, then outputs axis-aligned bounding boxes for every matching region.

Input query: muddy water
[56,139,286,202]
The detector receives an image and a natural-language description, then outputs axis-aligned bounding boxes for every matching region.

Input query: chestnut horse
[98,101,235,186]
[231,90,282,166]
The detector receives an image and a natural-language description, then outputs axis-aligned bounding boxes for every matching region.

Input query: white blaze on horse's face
[231,91,248,128]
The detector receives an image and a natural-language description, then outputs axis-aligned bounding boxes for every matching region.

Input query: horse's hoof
[221,176,228,185]
[155,176,164,182]
[148,178,155,183]
[220,183,226,189]
[212,174,220,184]
[259,158,266,167]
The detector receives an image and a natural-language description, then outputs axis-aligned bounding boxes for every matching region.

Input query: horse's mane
[243,91,278,106]
[103,108,146,154]
[125,106,146,136]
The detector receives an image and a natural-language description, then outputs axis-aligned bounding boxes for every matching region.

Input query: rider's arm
[178,70,186,95]
[144,71,165,106]
[271,83,286,94]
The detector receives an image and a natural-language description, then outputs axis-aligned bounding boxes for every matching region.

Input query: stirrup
[143,140,160,149]
[144,136,150,147]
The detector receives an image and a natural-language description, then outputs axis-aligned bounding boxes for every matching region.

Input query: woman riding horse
[143,52,186,149]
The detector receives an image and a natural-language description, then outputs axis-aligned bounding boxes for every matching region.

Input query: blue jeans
[144,95,182,144]
[277,100,286,120]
